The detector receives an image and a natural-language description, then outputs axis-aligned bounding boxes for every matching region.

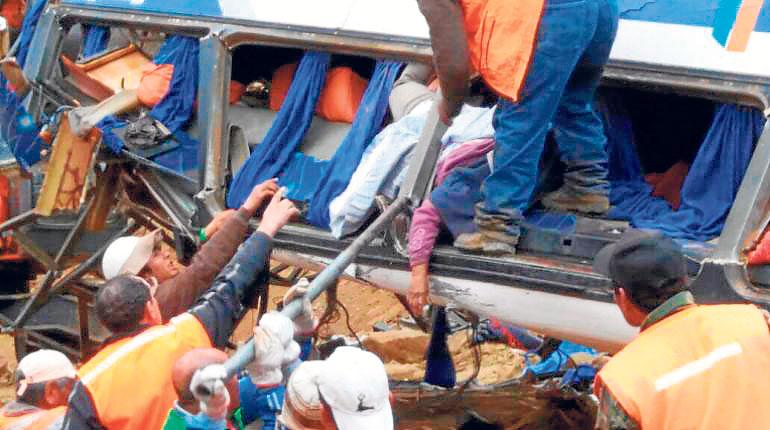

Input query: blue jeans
[479,0,618,233]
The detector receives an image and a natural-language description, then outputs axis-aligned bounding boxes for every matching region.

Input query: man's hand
[406,264,430,315]
[282,278,317,336]
[257,188,299,238]
[204,209,236,239]
[190,364,230,421]
[242,178,280,215]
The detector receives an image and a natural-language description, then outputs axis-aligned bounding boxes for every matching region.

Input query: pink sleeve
[408,199,442,268]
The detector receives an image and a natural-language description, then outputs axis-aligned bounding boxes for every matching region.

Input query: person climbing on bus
[0,349,75,430]
[100,179,279,322]
[418,0,619,254]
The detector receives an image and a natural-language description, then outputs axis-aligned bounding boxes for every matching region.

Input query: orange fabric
[644,161,689,210]
[78,313,212,430]
[269,64,368,123]
[229,81,246,105]
[0,0,25,30]
[269,63,297,112]
[315,67,367,123]
[0,406,65,430]
[137,63,175,108]
[459,0,545,102]
[596,305,770,429]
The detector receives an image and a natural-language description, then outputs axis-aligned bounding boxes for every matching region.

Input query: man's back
[69,314,211,430]
[597,304,770,429]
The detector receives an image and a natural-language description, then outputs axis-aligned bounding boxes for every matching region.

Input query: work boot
[455,205,520,255]
[541,185,609,215]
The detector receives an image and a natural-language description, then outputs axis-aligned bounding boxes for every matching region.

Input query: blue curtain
[304,61,402,228]
[607,104,764,241]
[0,0,48,169]
[227,52,330,208]
[279,152,329,203]
[15,0,47,69]
[81,25,110,59]
[149,36,199,134]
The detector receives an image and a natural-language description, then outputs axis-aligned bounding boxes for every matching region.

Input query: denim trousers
[478,0,619,234]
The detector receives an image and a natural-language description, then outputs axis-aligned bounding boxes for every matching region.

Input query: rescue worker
[276,360,325,430]
[271,346,394,430]
[593,231,770,429]
[101,179,279,321]
[418,0,618,254]
[0,350,75,430]
[61,189,299,430]
[316,346,394,430]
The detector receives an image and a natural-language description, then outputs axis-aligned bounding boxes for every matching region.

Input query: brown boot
[541,186,609,215]
[454,229,518,256]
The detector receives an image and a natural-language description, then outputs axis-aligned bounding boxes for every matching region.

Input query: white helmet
[101,229,161,280]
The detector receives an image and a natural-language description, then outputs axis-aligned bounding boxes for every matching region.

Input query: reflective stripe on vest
[1,407,66,430]
[459,0,545,102]
[596,304,770,429]
[78,313,212,430]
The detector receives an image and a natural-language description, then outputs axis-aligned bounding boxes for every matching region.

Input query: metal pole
[223,196,410,377]
[222,102,446,377]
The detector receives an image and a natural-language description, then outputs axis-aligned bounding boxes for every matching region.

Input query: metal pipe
[0,210,38,236]
[223,195,410,376]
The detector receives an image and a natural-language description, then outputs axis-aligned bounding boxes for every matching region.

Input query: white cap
[278,360,324,430]
[17,350,76,396]
[317,347,393,430]
[101,230,160,280]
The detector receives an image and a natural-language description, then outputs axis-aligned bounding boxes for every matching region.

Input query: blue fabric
[0,0,48,168]
[16,0,47,69]
[609,104,764,240]
[525,341,598,376]
[432,159,490,238]
[238,378,284,428]
[149,36,199,134]
[81,25,110,58]
[143,36,200,173]
[424,306,456,388]
[480,0,617,233]
[227,52,330,209]
[97,116,127,154]
[279,153,329,202]
[304,61,402,228]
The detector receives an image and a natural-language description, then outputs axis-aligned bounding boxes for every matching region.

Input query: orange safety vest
[77,313,212,430]
[595,304,770,429]
[458,0,545,102]
[0,406,66,430]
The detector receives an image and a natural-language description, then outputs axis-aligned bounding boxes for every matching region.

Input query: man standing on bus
[417,0,619,254]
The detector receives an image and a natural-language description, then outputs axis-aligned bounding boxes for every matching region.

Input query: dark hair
[618,278,688,313]
[15,369,72,407]
[96,275,151,333]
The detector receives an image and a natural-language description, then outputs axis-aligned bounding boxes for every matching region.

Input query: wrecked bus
[1,0,770,358]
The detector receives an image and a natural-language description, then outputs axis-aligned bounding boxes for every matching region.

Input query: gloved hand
[282,278,317,336]
[248,312,301,387]
[190,364,230,422]
[473,319,544,351]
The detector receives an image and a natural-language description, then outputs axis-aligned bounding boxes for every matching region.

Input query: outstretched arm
[417,0,470,122]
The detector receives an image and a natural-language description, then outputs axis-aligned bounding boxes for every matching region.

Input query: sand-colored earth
[0,272,526,406]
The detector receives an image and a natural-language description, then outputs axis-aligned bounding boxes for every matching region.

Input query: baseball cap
[317,347,393,430]
[278,360,324,430]
[16,349,76,396]
[101,229,161,280]
[593,230,687,290]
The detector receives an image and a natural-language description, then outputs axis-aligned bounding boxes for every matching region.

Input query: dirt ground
[0,275,526,406]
